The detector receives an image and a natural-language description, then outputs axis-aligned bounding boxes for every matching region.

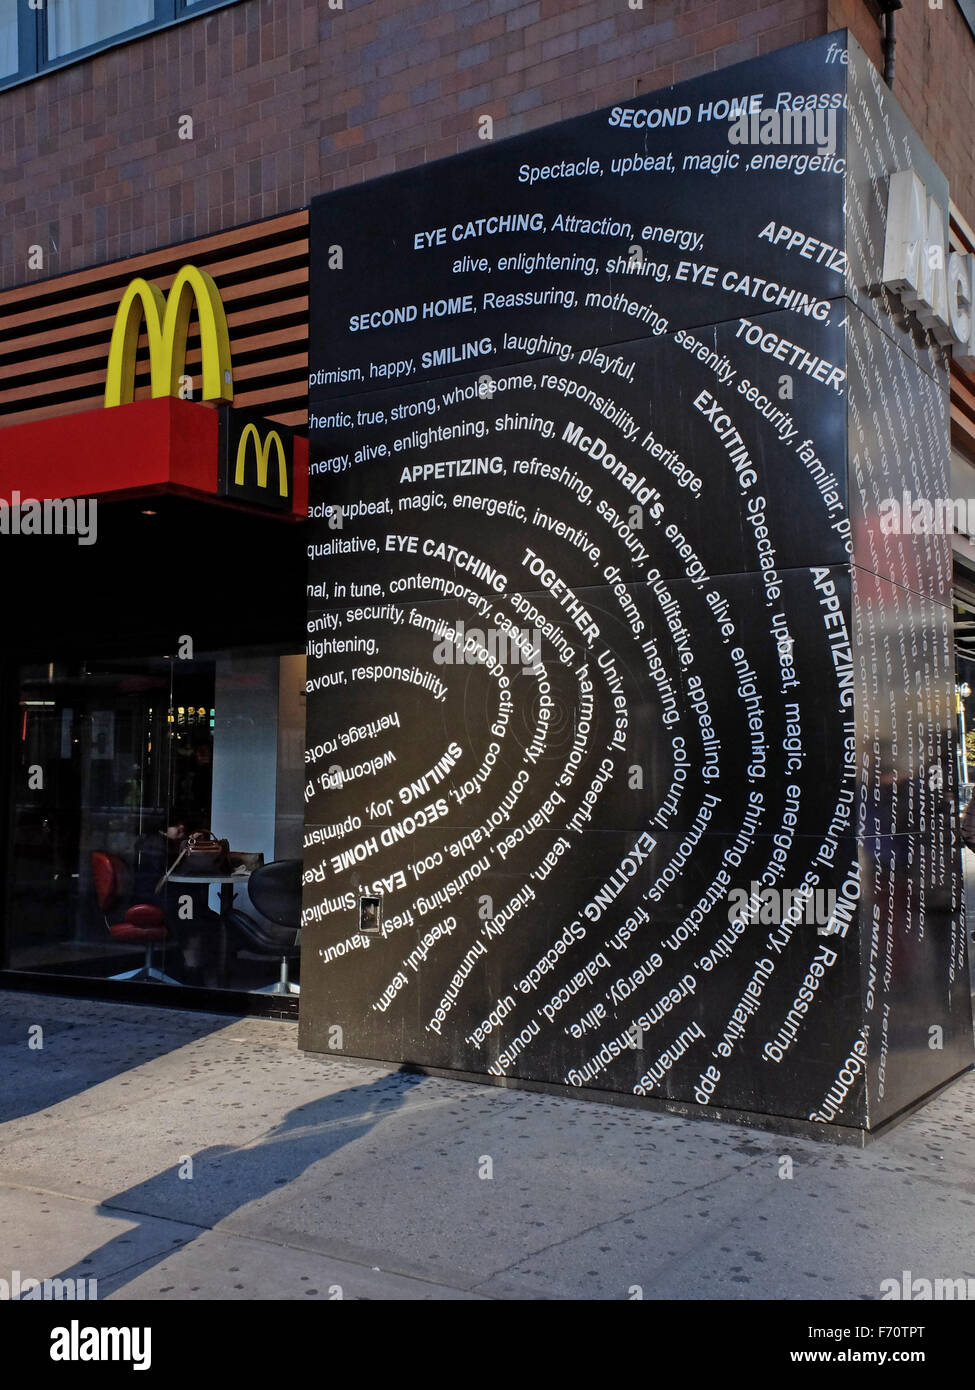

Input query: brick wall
[4,0,970,291]
[0,0,829,290]
[830,0,975,229]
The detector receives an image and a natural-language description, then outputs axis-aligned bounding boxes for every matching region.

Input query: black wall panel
[298,31,973,1132]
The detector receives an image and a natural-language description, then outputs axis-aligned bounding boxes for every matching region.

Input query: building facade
[2,0,975,1135]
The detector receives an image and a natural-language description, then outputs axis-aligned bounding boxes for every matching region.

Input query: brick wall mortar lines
[3,0,970,288]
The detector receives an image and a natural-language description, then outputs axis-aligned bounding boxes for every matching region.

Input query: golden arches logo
[104,265,233,408]
[234,423,289,498]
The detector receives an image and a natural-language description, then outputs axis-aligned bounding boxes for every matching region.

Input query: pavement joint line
[465,1150,781,1290]
[0,1179,116,1207]
[198,1222,498,1296]
[100,1246,490,1302]
[0,1184,208,1286]
[0,1178,496,1297]
[4,1167,723,1299]
[62,1238,200,1291]
[12,1184,498,1299]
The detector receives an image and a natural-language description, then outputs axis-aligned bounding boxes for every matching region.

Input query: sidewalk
[1,989,973,1301]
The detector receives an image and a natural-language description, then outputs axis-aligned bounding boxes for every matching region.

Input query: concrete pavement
[1,989,974,1300]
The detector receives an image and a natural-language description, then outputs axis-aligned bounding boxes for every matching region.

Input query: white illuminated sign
[882,168,975,372]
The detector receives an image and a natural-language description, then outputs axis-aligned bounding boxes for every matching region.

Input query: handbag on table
[155,829,230,890]
[182,830,231,874]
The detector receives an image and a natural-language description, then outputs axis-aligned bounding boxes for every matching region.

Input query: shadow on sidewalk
[39,1067,427,1298]
[0,992,233,1125]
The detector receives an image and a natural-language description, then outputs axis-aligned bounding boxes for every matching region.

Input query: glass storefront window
[955,598,975,794]
[953,595,975,1003]
[6,644,305,995]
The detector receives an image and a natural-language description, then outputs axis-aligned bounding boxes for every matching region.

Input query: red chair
[90,851,178,984]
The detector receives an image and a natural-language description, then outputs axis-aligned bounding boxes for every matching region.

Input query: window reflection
[47,0,154,61]
[0,0,17,80]
[7,646,305,996]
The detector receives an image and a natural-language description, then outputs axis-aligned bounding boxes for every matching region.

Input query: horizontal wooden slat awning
[0,210,309,432]
[950,209,975,464]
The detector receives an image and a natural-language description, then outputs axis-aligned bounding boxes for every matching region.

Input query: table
[167,869,253,987]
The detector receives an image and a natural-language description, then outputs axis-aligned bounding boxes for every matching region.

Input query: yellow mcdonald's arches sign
[219,410,294,511]
[104,264,233,408]
[235,422,289,499]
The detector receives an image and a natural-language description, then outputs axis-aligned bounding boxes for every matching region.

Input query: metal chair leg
[269,954,300,995]
[111,943,180,985]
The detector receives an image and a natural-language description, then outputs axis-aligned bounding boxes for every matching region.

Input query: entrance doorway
[5,644,305,995]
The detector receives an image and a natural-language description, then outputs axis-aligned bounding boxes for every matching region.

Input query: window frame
[0,0,241,94]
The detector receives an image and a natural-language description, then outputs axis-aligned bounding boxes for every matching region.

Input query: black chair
[227,858,302,995]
